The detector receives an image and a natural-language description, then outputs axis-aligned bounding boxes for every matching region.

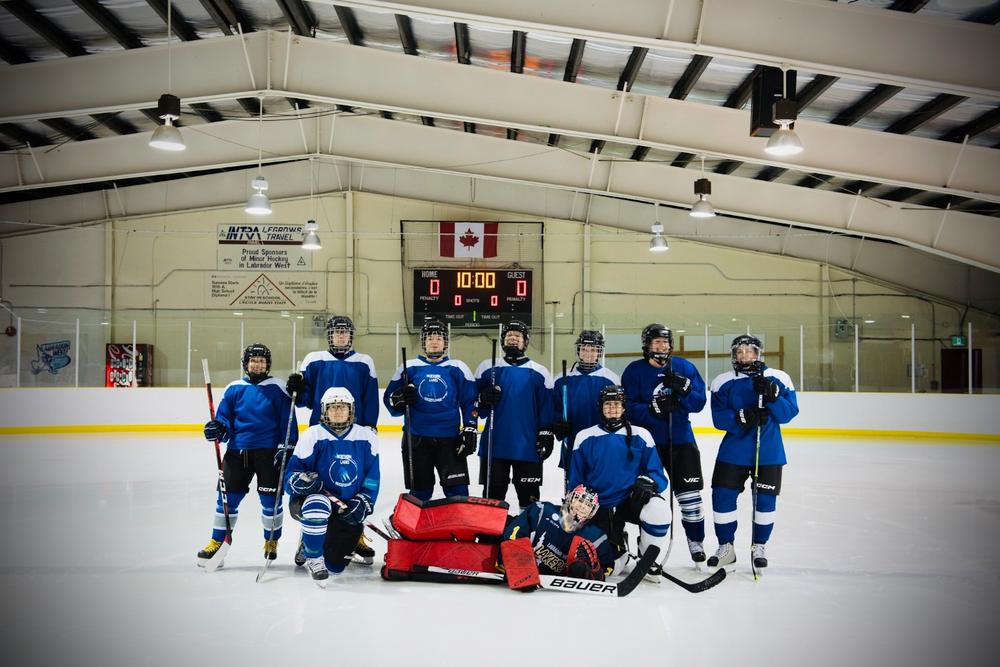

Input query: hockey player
[197,344,297,567]
[568,385,671,580]
[707,335,798,571]
[475,320,555,508]
[552,330,620,483]
[384,319,478,501]
[283,387,380,588]
[500,485,616,581]
[286,315,378,565]
[622,324,708,564]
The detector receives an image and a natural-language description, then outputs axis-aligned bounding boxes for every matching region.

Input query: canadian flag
[439,222,498,258]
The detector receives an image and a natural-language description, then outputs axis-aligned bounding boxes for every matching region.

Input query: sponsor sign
[217,224,312,271]
[208,272,324,309]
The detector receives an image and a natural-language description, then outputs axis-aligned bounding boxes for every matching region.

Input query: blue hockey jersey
[710,366,799,467]
[568,424,668,509]
[296,351,379,428]
[475,357,554,463]
[553,365,620,471]
[283,423,381,504]
[383,356,478,438]
[214,377,297,451]
[622,356,706,446]
[502,501,616,575]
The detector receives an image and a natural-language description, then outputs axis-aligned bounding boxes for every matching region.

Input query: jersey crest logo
[418,374,449,403]
[329,454,360,488]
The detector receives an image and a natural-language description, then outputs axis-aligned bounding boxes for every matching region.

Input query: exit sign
[951,335,967,347]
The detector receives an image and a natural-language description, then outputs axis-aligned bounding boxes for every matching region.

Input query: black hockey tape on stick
[662,567,727,593]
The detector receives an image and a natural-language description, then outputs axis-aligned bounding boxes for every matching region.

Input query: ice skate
[294,538,306,567]
[305,557,329,589]
[707,543,736,571]
[263,539,278,561]
[196,538,224,569]
[752,543,768,569]
[643,561,662,584]
[687,539,706,565]
[348,533,374,565]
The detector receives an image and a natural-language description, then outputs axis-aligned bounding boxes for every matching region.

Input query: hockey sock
[325,559,347,574]
[751,492,777,544]
[299,495,332,558]
[711,486,740,545]
[638,495,671,560]
[260,493,283,541]
[676,490,706,542]
[211,491,246,542]
[443,484,469,498]
[410,488,434,502]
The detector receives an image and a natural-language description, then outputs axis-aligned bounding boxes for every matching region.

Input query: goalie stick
[201,358,231,574]
[256,386,298,584]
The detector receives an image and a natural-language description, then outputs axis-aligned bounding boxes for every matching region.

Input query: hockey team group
[196,315,799,591]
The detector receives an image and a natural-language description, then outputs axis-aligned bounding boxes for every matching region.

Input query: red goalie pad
[566,535,603,581]
[500,538,540,591]
[381,539,500,583]
[390,493,509,542]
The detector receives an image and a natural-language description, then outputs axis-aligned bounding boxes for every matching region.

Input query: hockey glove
[456,426,478,457]
[752,375,780,403]
[536,431,555,460]
[478,384,502,408]
[650,390,676,419]
[737,406,770,429]
[288,471,323,496]
[341,493,374,525]
[273,444,293,467]
[630,475,658,508]
[389,383,418,411]
[664,371,692,398]
[552,419,573,441]
[286,372,306,396]
[566,535,603,581]
[203,419,227,442]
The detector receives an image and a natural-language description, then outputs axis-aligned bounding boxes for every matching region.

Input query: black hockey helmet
[326,315,355,355]
[575,330,605,372]
[597,384,626,431]
[501,319,530,359]
[420,318,449,360]
[641,323,673,363]
[242,343,272,384]
[731,334,765,376]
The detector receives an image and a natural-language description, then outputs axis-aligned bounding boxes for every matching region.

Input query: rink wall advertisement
[207,272,325,309]
[216,224,312,271]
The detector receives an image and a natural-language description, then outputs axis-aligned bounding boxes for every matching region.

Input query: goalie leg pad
[381,539,500,581]
[390,493,509,542]
[500,537,541,591]
[566,535,603,581]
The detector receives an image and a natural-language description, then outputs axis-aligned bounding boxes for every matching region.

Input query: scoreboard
[412,269,532,328]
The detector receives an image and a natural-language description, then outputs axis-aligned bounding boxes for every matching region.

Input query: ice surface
[0,432,998,666]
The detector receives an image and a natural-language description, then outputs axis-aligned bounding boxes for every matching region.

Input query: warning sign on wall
[217,224,312,270]
[208,272,325,309]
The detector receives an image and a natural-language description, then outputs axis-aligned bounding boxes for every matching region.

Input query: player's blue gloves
[289,471,323,496]
[203,420,227,442]
[341,493,374,525]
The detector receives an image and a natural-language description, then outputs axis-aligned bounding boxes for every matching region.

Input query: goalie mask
[501,319,530,360]
[597,384,626,432]
[320,386,355,434]
[561,485,599,532]
[641,323,673,364]
[326,315,355,356]
[420,318,448,361]
[241,343,272,384]
[575,330,604,372]
[731,334,765,377]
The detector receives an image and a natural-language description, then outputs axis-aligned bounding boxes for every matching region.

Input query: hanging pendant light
[150,2,185,152]
[245,100,272,216]
[689,156,716,218]
[649,203,669,252]
[765,79,803,156]
[302,220,322,250]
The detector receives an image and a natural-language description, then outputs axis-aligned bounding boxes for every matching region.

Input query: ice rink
[1,431,998,667]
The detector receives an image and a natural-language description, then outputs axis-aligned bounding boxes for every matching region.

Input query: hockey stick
[484,338,497,500]
[751,391,764,582]
[665,408,675,565]
[256,388,297,583]
[201,358,232,573]
[401,347,415,493]
[662,565,727,593]
[560,358,568,491]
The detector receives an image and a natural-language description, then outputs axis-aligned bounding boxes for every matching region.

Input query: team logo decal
[418,374,448,403]
[329,454,359,488]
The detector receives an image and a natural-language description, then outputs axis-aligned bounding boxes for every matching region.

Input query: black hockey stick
[560,359,568,491]
[256,388,297,583]
[751,391,764,582]
[661,565,727,593]
[401,347,415,492]
[484,338,497,500]
[201,358,232,573]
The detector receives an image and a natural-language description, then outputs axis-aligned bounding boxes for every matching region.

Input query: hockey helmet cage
[597,384,626,431]
[501,319,530,359]
[575,330,605,372]
[641,323,673,363]
[731,334,764,376]
[326,315,355,354]
[242,343,272,383]
[420,318,449,360]
[320,386,355,432]
[561,485,600,532]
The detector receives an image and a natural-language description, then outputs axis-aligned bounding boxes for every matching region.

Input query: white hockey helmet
[320,386,355,432]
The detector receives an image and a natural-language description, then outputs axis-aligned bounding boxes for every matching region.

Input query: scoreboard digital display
[413,269,532,328]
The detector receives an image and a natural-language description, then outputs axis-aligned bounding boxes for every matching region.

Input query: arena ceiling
[1,0,998,313]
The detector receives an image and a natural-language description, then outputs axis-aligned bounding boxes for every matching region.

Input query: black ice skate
[305,557,328,589]
[197,538,224,569]
[752,543,768,569]
[707,543,736,571]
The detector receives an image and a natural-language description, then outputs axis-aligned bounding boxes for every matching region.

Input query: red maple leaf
[459,228,480,249]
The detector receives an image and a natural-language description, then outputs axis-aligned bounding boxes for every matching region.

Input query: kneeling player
[499,485,615,587]
[284,387,380,588]
[568,385,671,581]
